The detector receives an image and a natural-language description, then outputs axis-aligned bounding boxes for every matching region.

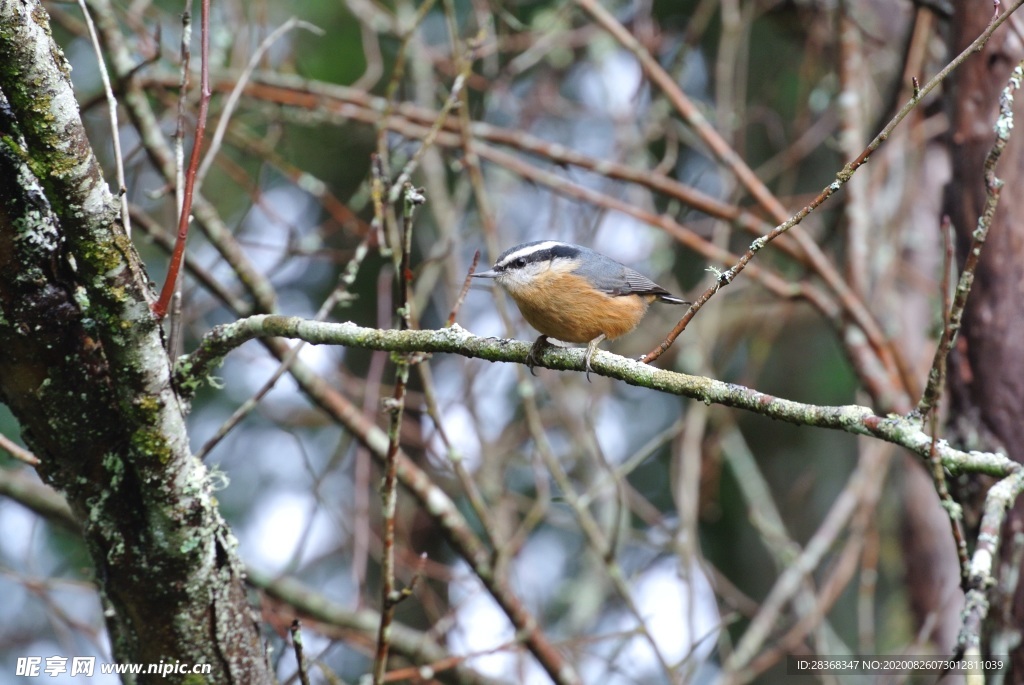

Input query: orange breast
[506,269,652,343]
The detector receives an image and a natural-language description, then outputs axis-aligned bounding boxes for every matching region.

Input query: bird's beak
[471,269,498,279]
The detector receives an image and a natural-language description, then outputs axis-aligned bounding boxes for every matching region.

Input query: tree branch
[178,315,1018,478]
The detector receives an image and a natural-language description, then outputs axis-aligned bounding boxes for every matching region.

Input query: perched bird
[472,240,688,378]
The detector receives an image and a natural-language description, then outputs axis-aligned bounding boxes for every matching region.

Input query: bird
[472,240,688,379]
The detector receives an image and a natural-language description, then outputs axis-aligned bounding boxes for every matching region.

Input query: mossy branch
[178,315,1017,478]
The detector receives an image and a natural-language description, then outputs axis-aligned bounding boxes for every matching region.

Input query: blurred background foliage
[0,0,971,683]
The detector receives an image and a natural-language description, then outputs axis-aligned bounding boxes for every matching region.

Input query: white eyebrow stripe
[496,241,569,268]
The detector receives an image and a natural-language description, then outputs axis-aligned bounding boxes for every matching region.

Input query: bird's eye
[514,257,527,268]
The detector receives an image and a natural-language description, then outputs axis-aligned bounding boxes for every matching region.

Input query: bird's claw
[582,334,606,383]
[526,336,550,376]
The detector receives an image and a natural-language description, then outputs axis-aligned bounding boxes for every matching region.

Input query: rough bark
[945,5,1024,675]
[0,2,272,682]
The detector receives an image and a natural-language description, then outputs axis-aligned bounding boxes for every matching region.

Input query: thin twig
[76,0,130,237]
[923,216,972,581]
[89,0,277,318]
[520,381,675,679]
[928,58,1022,598]
[153,0,212,319]
[371,283,405,684]
[642,0,1024,364]
[573,0,786,221]
[179,67,809,257]
[447,250,479,326]
[290,620,311,685]
[195,17,324,190]
[372,184,426,685]
[354,268,393,601]
[372,0,439,257]
[930,408,971,580]
[917,60,1022,416]
[0,433,40,466]
[129,202,252,314]
[721,448,889,680]
[739,446,892,682]
[193,239,370,461]
[387,68,471,205]
[957,469,1024,659]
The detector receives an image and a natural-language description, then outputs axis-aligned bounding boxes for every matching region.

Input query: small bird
[472,240,688,378]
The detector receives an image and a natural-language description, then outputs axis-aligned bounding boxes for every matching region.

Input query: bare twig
[923,217,972,581]
[909,60,1023,597]
[129,202,252,314]
[76,0,130,237]
[521,393,675,680]
[917,60,1022,416]
[0,433,40,466]
[372,0,439,258]
[195,17,324,189]
[720,448,889,681]
[739,445,892,683]
[152,0,212,319]
[193,238,370,461]
[289,620,310,685]
[372,184,425,685]
[448,250,480,327]
[371,360,406,681]
[642,0,1024,364]
[957,469,1024,658]
[387,68,471,205]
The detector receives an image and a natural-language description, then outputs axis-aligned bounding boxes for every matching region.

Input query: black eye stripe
[497,243,581,270]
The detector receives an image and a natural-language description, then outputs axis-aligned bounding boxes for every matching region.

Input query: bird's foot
[526,335,551,376]
[582,334,607,383]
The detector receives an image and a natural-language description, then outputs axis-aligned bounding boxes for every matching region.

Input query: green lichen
[109,285,127,302]
[135,394,161,417]
[0,134,27,159]
[111,233,134,256]
[102,452,124,486]
[180,535,201,555]
[130,426,172,465]
[79,238,123,275]
[173,358,199,392]
[106,538,126,565]
[174,356,225,397]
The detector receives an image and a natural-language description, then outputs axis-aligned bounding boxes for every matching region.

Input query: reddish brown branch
[152,0,211,319]
[448,250,480,327]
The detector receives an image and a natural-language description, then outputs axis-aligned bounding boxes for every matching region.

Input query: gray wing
[620,268,672,297]
[571,247,675,298]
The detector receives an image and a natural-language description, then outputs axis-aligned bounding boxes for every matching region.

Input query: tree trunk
[0,3,272,682]
[945,6,1024,676]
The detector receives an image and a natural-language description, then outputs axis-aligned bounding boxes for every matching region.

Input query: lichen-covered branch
[958,469,1024,657]
[918,60,1022,417]
[178,315,1018,478]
